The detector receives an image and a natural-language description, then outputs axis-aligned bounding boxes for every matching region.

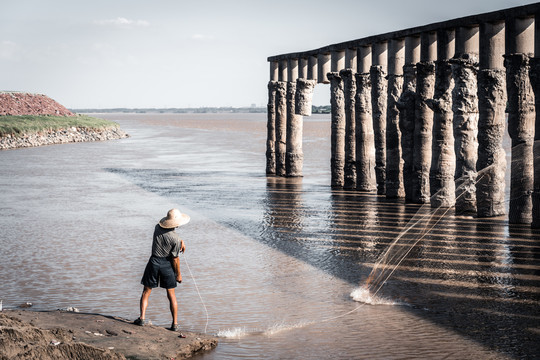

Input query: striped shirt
[151,224,182,258]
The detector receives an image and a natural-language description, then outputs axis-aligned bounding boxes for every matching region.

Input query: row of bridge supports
[266,11,540,227]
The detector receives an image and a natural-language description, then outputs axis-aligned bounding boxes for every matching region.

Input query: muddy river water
[0,113,538,359]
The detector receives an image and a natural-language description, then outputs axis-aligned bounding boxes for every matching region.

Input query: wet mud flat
[1,310,217,360]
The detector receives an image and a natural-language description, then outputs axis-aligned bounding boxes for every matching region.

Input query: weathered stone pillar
[530,14,540,228]
[308,55,318,82]
[295,78,317,116]
[356,45,376,191]
[328,72,346,188]
[477,21,507,217]
[298,57,308,79]
[505,17,535,224]
[451,26,479,214]
[371,41,388,195]
[398,36,420,202]
[286,81,303,177]
[341,68,357,189]
[386,38,405,198]
[275,81,287,177]
[428,29,456,208]
[318,53,331,84]
[266,80,278,175]
[413,32,436,204]
[345,48,357,72]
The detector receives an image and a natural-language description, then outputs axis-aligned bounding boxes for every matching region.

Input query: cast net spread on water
[219,141,540,338]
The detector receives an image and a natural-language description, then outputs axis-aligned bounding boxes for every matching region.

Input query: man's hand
[176,273,182,283]
[180,240,186,253]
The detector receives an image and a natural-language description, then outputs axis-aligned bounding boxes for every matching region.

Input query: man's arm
[171,256,182,283]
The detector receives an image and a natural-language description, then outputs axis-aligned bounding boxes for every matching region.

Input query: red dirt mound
[0,92,74,116]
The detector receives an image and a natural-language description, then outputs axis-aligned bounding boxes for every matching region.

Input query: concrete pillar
[477,21,507,217]
[286,81,303,177]
[356,45,376,191]
[505,16,535,224]
[275,81,287,176]
[328,72,346,188]
[341,68,357,189]
[428,29,456,208]
[266,81,278,175]
[279,60,288,82]
[398,36,420,202]
[288,59,298,82]
[346,48,357,72]
[531,14,540,228]
[413,32,436,204]
[298,58,308,79]
[308,55,318,82]
[295,78,317,116]
[386,38,406,198]
[331,50,346,72]
[270,62,279,82]
[371,41,388,194]
[318,53,331,84]
[451,26,479,214]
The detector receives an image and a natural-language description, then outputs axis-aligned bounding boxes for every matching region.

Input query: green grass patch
[0,115,120,137]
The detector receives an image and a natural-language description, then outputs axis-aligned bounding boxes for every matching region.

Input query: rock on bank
[1,310,218,360]
[0,126,128,150]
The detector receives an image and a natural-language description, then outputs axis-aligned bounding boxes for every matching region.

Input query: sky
[0,0,538,109]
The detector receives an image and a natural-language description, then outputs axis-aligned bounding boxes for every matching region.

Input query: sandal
[134,318,148,326]
[169,323,186,337]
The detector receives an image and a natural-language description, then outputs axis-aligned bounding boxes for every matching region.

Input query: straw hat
[159,208,190,229]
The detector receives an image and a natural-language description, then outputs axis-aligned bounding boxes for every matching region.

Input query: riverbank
[1,309,218,359]
[0,115,128,150]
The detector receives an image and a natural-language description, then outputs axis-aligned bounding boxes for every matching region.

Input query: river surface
[0,113,539,359]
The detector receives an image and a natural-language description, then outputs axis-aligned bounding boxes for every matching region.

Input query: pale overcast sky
[0,0,537,108]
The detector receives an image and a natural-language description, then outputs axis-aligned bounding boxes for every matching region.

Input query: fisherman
[134,208,190,336]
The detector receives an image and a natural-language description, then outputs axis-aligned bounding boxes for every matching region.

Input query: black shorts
[141,256,177,289]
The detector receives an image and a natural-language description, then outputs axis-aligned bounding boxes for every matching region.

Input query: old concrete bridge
[265,3,540,228]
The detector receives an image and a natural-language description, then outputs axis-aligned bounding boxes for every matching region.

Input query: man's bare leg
[139,286,152,320]
[166,288,178,325]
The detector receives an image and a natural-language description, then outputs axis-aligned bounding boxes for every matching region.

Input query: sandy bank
[0,310,217,360]
[0,126,129,150]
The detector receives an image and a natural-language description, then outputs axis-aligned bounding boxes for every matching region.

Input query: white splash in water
[350,286,398,305]
[218,321,312,339]
[217,327,250,339]
[263,321,312,336]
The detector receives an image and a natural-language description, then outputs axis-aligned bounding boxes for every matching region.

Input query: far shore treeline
[71,105,332,114]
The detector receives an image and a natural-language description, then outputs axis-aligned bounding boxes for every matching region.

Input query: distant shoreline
[72,105,332,114]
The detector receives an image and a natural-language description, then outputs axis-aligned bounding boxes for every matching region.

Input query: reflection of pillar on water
[264,177,304,234]
[386,38,405,198]
[398,36,419,202]
[451,26,479,214]
[356,45,377,191]
[413,32,436,204]
[371,42,388,195]
[530,13,540,229]
[477,21,507,217]
[505,17,535,224]
[429,29,456,209]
